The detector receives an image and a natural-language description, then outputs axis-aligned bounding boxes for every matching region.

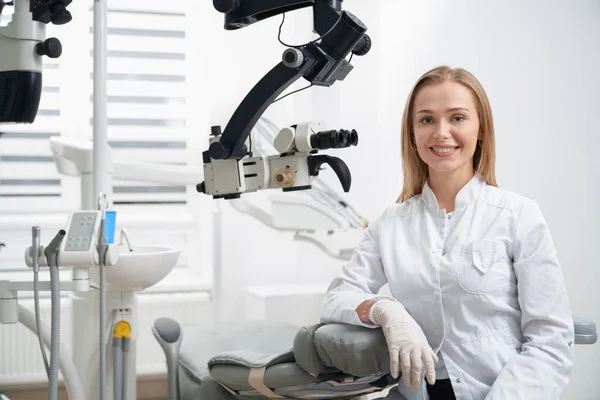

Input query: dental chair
[152,317,597,400]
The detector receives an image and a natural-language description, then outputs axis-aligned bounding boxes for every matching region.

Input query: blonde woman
[321,66,574,400]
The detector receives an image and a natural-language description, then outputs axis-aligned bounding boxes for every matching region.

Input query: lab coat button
[456,378,461,383]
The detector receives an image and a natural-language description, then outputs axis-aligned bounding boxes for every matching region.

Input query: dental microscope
[199,0,372,199]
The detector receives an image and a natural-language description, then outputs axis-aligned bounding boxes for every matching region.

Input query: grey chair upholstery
[152,317,597,400]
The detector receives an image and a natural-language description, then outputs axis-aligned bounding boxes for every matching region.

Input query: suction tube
[49,264,60,400]
[18,304,85,399]
[31,226,50,378]
[44,229,66,400]
[97,193,109,400]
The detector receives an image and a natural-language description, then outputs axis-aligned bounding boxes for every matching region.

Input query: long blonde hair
[397,66,498,203]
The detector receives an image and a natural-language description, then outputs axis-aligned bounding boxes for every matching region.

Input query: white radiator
[0,292,212,389]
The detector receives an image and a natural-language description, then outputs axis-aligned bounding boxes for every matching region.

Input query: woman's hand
[369,299,438,388]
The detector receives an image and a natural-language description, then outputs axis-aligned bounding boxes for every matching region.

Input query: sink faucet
[119,229,133,252]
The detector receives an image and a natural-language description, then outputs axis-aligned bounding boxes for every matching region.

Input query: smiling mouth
[430,146,460,153]
[430,146,459,156]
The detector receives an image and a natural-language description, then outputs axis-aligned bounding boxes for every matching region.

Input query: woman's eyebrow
[416,107,470,114]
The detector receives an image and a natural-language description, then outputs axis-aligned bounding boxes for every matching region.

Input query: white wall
[203,1,599,399]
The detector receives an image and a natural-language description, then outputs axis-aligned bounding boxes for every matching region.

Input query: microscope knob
[36,38,62,59]
[208,141,229,159]
[213,0,240,13]
[282,48,304,68]
[352,34,372,56]
[210,125,222,137]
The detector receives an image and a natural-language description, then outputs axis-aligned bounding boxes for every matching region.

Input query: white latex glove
[369,299,438,388]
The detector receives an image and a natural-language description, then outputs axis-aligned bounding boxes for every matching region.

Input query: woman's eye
[453,115,465,122]
[420,117,433,124]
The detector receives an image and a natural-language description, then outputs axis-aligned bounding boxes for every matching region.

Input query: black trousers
[426,379,457,400]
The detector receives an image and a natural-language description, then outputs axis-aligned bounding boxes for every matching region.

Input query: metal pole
[93,1,109,399]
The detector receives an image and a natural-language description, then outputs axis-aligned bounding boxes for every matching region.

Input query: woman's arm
[321,211,439,387]
[321,215,396,327]
[485,200,575,400]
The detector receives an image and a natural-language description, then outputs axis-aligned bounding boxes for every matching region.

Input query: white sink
[89,245,181,292]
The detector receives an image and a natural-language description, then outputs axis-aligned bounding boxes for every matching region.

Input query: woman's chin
[426,159,474,175]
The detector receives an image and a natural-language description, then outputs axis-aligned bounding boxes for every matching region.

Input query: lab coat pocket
[458,239,511,295]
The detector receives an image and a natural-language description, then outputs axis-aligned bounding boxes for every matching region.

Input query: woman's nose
[433,122,451,139]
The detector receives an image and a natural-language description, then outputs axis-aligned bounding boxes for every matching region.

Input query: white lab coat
[321,174,574,400]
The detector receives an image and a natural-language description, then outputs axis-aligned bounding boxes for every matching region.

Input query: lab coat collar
[421,173,486,215]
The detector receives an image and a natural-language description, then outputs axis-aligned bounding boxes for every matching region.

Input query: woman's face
[412,81,481,176]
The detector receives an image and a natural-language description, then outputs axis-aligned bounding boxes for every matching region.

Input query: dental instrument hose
[112,321,131,400]
[17,304,85,399]
[121,326,131,400]
[122,339,129,400]
[31,226,50,378]
[112,336,123,400]
[98,194,108,400]
[44,229,66,400]
[99,244,107,400]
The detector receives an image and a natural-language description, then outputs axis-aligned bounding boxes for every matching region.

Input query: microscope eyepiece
[50,2,72,25]
[30,0,72,25]
[310,129,358,150]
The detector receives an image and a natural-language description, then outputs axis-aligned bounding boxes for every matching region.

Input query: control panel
[63,212,98,252]
[59,211,102,266]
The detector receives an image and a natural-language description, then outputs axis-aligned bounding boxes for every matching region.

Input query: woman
[320,66,574,400]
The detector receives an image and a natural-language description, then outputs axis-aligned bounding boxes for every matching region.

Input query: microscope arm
[207,5,368,162]
[198,1,372,199]
[205,60,315,161]
[215,0,317,30]
[207,0,369,162]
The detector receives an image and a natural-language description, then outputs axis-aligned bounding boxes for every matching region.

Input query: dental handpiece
[32,226,41,273]
[98,192,108,219]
